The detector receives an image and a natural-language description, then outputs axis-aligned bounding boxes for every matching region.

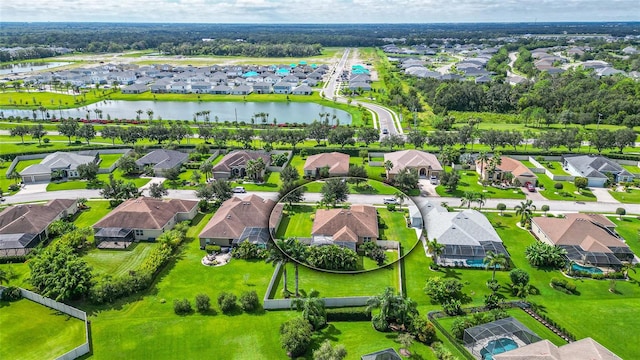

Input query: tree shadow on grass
[440,267,462,280]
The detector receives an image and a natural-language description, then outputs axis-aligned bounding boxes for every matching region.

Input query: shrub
[280,317,313,358]
[386,204,396,211]
[205,244,221,254]
[432,342,456,360]
[409,316,437,345]
[574,177,588,189]
[326,307,371,321]
[554,182,563,190]
[1,286,22,301]
[239,290,260,312]
[231,241,263,259]
[195,293,210,313]
[217,292,237,313]
[442,299,463,316]
[8,184,20,192]
[43,138,50,144]
[510,269,530,285]
[173,298,192,315]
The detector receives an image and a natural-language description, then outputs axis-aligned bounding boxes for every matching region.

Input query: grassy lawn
[303,178,397,195]
[274,261,400,299]
[98,153,122,169]
[536,174,596,202]
[0,299,86,360]
[609,216,640,258]
[436,170,526,200]
[621,164,640,175]
[377,208,419,253]
[520,160,536,168]
[608,188,640,204]
[72,200,112,228]
[46,170,150,191]
[275,205,315,239]
[84,242,159,277]
[540,161,569,176]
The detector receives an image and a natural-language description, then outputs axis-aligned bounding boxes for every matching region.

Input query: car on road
[525,182,535,192]
[382,128,389,135]
[232,186,246,193]
[383,197,397,204]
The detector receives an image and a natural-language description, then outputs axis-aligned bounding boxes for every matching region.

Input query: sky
[2,0,639,23]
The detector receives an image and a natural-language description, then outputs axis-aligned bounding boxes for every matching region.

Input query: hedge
[326,306,371,322]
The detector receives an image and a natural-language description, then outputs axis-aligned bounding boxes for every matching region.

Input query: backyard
[0,298,86,360]
[84,242,159,277]
[436,170,526,200]
[377,208,419,253]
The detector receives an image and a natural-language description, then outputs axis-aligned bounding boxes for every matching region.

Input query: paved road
[6,187,639,216]
[321,48,402,135]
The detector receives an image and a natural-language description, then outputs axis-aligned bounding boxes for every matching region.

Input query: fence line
[7,287,91,360]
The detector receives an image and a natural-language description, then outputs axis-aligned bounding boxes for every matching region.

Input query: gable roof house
[292,84,313,95]
[121,83,149,94]
[198,195,283,248]
[135,149,189,176]
[93,197,198,247]
[273,81,295,94]
[531,213,633,270]
[231,84,253,95]
[493,337,621,360]
[384,150,443,180]
[563,155,634,187]
[423,201,509,267]
[476,156,537,186]
[20,151,100,183]
[311,205,379,251]
[211,150,271,180]
[252,82,272,94]
[0,199,78,257]
[303,152,350,178]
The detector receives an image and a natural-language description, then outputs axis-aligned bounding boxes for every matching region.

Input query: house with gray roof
[231,84,252,95]
[121,83,149,94]
[252,82,272,94]
[0,199,78,257]
[273,81,294,94]
[562,155,634,187]
[135,149,188,176]
[292,84,313,95]
[20,151,100,183]
[423,201,509,267]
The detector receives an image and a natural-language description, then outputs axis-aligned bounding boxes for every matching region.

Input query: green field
[536,174,596,201]
[436,170,526,200]
[609,188,640,204]
[84,243,159,277]
[0,299,86,360]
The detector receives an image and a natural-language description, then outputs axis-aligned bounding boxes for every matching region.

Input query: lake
[0,100,351,125]
[0,62,73,76]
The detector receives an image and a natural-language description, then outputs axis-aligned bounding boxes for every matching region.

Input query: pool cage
[463,317,542,359]
[561,245,632,270]
[440,241,510,266]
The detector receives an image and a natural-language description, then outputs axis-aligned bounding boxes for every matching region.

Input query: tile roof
[93,197,197,230]
[494,338,621,360]
[135,149,188,171]
[532,215,628,251]
[199,195,280,239]
[303,152,350,175]
[384,150,442,175]
[212,151,271,173]
[312,205,378,239]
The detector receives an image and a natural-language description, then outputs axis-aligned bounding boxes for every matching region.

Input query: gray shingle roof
[20,152,96,175]
[564,155,631,179]
[423,201,502,246]
[135,149,188,171]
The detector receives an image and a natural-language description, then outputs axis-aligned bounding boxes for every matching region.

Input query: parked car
[430,175,438,185]
[383,197,397,204]
[382,128,389,135]
[232,186,246,193]
[526,182,535,192]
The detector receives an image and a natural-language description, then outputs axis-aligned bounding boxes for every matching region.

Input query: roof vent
[227,215,232,219]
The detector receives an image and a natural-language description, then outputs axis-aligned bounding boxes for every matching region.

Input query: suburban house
[303,152,350,178]
[384,150,443,180]
[93,197,198,247]
[121,83,149,94]
[562,155,635,187]
[361,348,402,360]
[135,149,189,176]
[311,205,379,251]
[423,201,509,267]
[252,82,272,94]
[292,84,313,95]
[476,156,538,186]
[531,213,633,270]
[494,337,621,360]
[20,151,100,183]
[198,195,283,248]
[211,150,271,180]
[0,199,78,257]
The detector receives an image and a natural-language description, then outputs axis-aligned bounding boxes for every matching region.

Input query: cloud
[1,0,638,22]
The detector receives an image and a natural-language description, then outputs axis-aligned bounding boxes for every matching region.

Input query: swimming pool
[572,263,603,274]
[480,337,518,360]
[465,259,486,268]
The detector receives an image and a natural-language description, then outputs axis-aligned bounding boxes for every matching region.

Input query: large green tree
[321,178,349,207]
[29,243,93,301]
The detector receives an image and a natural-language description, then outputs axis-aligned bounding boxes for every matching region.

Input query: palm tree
[427,238,445,266]
[621,263,636,280]
[135,109,143,121]
[146,109,154,124]
[477,151,489,180]
[266,244,289,297]
[461,191,479,209]
[283,237,307,297]
[0,269,8,285]
[383,160,394,176]
[291,289,326,330]
[514,200,536,227]
[476,192,486,210]
[394,191,407,210]
[484,251,508,281]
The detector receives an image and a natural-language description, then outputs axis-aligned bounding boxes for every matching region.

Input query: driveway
[589,187,620,203]
[418,179,440,197]
[15,182,49,195]
[523,187,546,201]
[139,177,166,193]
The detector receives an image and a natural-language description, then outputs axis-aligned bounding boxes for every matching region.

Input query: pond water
[0,100,351,125]
[0,62,73,75]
